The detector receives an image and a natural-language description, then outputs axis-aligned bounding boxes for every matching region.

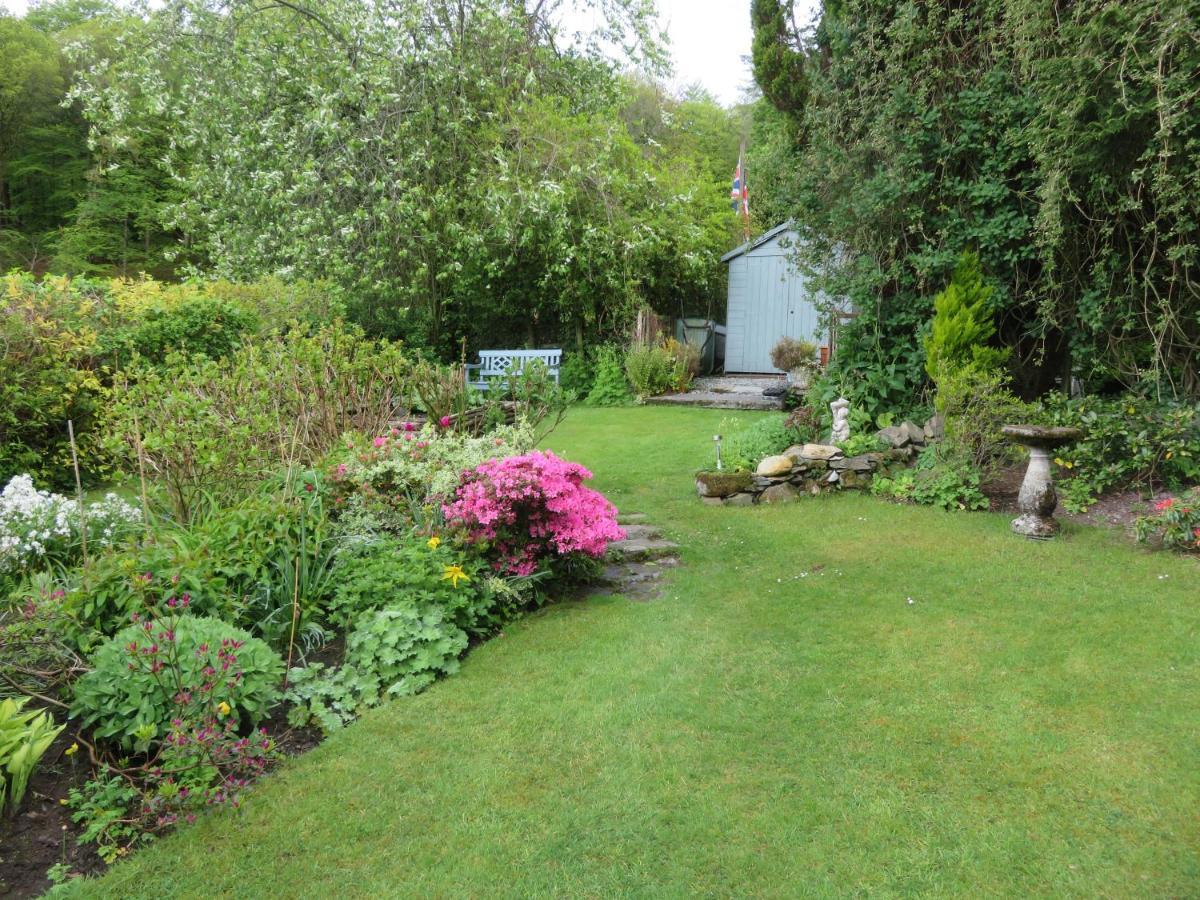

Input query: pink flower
[439,415,452,428]
[443,451,625,575]
[373,436,387,448]
[403,421,416,432]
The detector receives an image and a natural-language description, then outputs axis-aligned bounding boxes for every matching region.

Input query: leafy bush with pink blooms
[1135,489,1200,553]
[443,451,625,576]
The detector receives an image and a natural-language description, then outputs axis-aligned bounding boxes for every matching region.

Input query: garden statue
[830,398,850,444]
[1001,424,1082,539]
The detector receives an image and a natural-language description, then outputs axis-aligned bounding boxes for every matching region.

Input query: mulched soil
[0,693,325,898]
[981,464,1173,536]
[0,726,104,898]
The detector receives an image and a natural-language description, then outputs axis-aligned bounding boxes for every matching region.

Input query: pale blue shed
[721,223,828,374]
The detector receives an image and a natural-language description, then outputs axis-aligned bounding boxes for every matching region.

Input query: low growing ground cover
[64,406,1200,897]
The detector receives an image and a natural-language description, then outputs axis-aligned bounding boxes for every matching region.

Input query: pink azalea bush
[443,451,625,575]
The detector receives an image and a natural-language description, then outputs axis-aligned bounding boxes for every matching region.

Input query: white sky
[1,0,822,107]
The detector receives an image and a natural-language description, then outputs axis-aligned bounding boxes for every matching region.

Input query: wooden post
[67,420,88,566]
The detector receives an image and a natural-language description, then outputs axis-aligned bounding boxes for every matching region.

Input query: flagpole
[740,142,750,242]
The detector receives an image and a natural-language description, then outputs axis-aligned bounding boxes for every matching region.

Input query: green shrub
[284,604,468,732]
[328,535,510,636]
[0,274,112,490]
[107,323,414,522]
[836,433,886,457]
[624,343,675,401]
[871,452,989,512]
[663,338,701,392]
[103,295,259,365]
[1,697,65,815]
[585,345,632,406]
[925,251,1008,383]
[723,415,804,472]
[60,491,333,650]
[936,365,1033,473]
[558,351,595,396]
[71,616,283,750]
[1039,393,1200,512]
[327,421,536,534]
[1135,490,1200,553]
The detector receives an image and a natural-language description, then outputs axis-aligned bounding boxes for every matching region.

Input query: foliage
[0,274,110,488]
[558,352,595,397]
[327,535,511,636]
[770,336,817,373]
[102,294,258,365]
[722,415,804,472]
[870,452,989,512]
[443,451,625,577]
[936,366,1032,474]
[925,252,1007,384]
[585,345,633,407]
[1039,394,1200,512]
[751,0,1200,401]
[1135,492,1200,554]
[66,773,145,864]
[835,433,885,457]
[782,406,821,444]
[58,490,333,650]
[327,421,536,534]
[0,474,141,582]
[70,613,283,750]
[284,602,467,733]
[107,323,413,521]
[624,343,675,401]
[63,0,743,352]
[0,696,64,815]
[663,338,700,393]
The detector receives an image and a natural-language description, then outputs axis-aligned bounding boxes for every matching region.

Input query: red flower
[1154,498,1175,512]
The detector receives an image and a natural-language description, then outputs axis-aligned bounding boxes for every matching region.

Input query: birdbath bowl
[1001,424,1082,539]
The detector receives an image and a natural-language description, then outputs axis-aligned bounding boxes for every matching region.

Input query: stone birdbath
[1001,424,1082,539]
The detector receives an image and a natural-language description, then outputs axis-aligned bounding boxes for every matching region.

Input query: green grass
[79,407,1199,898]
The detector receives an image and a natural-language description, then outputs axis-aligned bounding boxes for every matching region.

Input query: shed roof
[720,221,794,263]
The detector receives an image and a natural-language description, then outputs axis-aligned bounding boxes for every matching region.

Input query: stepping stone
[618,512,649,525]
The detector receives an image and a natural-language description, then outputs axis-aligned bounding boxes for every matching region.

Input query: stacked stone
[874,415,943,452]
[696,443,909,506]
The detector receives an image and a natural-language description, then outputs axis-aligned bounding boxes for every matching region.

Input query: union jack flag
[731,153,749,216]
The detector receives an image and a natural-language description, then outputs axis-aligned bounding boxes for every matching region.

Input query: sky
[0,0,821,107]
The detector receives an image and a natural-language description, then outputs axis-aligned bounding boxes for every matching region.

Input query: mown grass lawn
[78,406,1199,897]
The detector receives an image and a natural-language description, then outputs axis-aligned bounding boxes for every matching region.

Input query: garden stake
[67,419,88,566]
[132,411,152,528]
[283,501,302,690]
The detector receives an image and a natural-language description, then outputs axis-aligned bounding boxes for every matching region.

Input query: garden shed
[721,223,828,374]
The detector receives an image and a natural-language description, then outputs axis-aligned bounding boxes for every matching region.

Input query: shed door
[740,251,819,372]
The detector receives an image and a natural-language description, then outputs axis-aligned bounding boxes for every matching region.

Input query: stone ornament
[830,398,850,444]
[1001,424,1082,539]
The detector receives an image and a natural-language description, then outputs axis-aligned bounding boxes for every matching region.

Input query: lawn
[77,406,1199,897]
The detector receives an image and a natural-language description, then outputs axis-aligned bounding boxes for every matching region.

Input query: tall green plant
[0,697,65,815]
[925,251,1007,385]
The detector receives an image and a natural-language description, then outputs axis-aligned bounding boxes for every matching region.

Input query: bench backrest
[478,349,562,376]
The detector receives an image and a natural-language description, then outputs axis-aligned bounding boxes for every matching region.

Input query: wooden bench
[465,349,562,391]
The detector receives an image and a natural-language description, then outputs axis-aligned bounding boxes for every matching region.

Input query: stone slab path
[583,515,681,602]
[646,375,785,411]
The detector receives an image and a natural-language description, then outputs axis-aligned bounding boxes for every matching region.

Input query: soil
[981,464,1173,536]
[0,726,104,898]
[0,698,325,899]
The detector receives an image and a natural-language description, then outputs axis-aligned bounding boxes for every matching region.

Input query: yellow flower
[442,564,470,588]
[427,536,441,550]
[216,701,232,716]
[64,742,79,756]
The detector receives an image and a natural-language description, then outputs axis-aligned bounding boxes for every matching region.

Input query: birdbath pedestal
[1001,424,1082,539]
